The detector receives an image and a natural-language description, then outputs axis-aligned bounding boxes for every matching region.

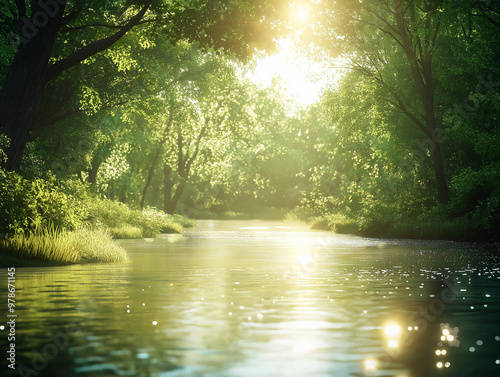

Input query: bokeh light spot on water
[297,254,313,266]
[440,324,460,347]
[437,362,443,368]
[292,341,314,354]
[364,359,377,370]
[385,324,401,337]
[388,339,399,348]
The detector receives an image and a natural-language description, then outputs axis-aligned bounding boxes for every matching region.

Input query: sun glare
[294,5,309,24]
[246,39,331,107]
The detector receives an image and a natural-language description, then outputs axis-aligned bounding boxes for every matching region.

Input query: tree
[0,0,284,172]
[315,0,455,203]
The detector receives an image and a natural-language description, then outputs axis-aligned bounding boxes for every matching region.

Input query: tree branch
[186,117,209,172]
[45,2,151,83]
[14,0,26,35]
[475,8,500,28]
[390,94,430,136]
[59,17,170,33]
[61,8,81,27]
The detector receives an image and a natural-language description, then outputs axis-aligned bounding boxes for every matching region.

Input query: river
[1,220,500,377]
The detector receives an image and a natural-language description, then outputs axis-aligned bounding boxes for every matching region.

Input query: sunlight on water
[1,220,499,377]
[385,324,402,337]
[239,226,270,230]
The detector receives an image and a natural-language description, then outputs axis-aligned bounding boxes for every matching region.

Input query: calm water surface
[1,220,500,377]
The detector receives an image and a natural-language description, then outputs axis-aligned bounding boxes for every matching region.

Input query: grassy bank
[0,227,127,267]
[308,212,497,241]
[86,199,194,239]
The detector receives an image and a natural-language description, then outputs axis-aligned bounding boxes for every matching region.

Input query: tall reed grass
[0,226,127,264]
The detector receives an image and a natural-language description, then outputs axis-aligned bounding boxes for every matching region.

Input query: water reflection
[0,220,499,376]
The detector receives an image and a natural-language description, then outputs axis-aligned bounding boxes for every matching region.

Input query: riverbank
[309,213,499,242]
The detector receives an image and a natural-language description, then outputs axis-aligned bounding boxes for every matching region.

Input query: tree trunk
[88,155,101,185]
[88,141,112,185]
[393,0,450,204]
[430,141,450,204]
[168,181,187,214]
[163,164,175,213]
[0,2,66,172]
[140,149,161,209]
[420,55,450,204]
[163,168,188,214]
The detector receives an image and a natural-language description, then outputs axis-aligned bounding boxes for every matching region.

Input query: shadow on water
[1,220,499,377]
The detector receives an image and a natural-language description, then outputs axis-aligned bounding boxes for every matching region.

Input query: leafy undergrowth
[85,199,190,238]
[310,213,359,234]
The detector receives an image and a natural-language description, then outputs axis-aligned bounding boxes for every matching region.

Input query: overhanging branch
[45,2,151,83]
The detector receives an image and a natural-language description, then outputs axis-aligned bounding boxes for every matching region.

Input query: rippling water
[1,220,500,377]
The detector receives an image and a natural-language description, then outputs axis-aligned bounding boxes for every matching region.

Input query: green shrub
[0,170,86,234]
[170,214,196,228]
[286,207,318,222]
[310,213,359,234]
[84,199,186,237]
[108,225,143,239]
[310,216,330,230]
